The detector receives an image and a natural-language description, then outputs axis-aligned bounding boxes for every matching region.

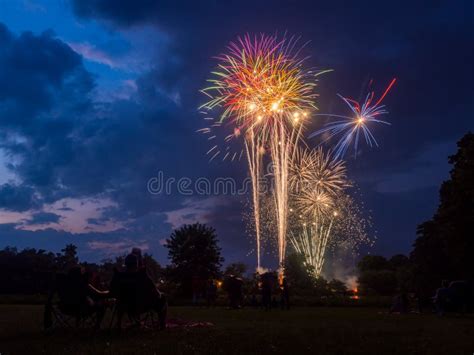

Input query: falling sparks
[289,193,372,278]
[289,218,336,278]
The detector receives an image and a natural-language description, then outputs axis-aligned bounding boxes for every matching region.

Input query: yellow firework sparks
[295,187,335,218]
[289,146,356,277]
[289,194,372,278]
[290,147,349,195]
[289,218,336,278]
[291,147,349,219]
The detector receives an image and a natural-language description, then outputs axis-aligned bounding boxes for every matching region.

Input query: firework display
[200,33,394,277]
[200,34,326,272]
[200,35,321,132]
[310,78,396,159]
[289,194,372,278]
[289,219,336,278]
[289,147,347,276]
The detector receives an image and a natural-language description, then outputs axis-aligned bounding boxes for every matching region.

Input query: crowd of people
[388,279,473,316]
[45,250,471,331]
[46,250,295,331]
[191,272,291,311]
[46,247,301,332]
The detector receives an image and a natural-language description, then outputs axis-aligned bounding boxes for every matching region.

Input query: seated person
[57,266,108,328]
[110,252,167,329]
[389,293,409,314]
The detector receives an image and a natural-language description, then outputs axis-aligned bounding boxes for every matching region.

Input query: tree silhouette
[357,255,389,272]
[356,254,415,295]
[411,132,474,296]
[165,223,223,295]
[284,252,314,290]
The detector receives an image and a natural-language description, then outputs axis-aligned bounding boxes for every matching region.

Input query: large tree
[165,223,223,295]
[411,133,474,295]
[284,252,316,291]
[357,255,398,295]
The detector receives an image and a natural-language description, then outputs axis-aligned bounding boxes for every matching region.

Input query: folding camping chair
[44,272,105,331]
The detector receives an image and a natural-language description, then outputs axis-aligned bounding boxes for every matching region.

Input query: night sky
[0,1,472,269]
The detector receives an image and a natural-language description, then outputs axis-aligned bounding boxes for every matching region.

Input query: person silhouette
[280,277,290,310]
[261,272,273,311]
[205,279,217,307]
[433,280,450,316]
[114,251,167,329]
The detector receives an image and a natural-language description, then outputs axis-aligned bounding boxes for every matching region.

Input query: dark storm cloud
[25,211,62,225]
[0,183,40,212]
[0,23,93,130]
[0,21,205,217]
[0,22,94,202]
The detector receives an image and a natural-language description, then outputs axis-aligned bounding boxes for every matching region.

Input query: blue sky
[0,0,472,272]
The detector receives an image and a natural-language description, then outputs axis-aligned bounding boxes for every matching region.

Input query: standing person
[234,277,243,309]
[280,277,290,310]
[433,280,450,316]
[225,275,242,309]
[261,272,273,311]
[205,279,217,307]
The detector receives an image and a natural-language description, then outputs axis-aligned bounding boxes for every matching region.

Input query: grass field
[0,305,473,354]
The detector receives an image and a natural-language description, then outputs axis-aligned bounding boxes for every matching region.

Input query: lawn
[0,305,473,354]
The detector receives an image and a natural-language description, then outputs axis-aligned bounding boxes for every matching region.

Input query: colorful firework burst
[310,78,396,159]
[200,34,328,133]
[200,34,329,272]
